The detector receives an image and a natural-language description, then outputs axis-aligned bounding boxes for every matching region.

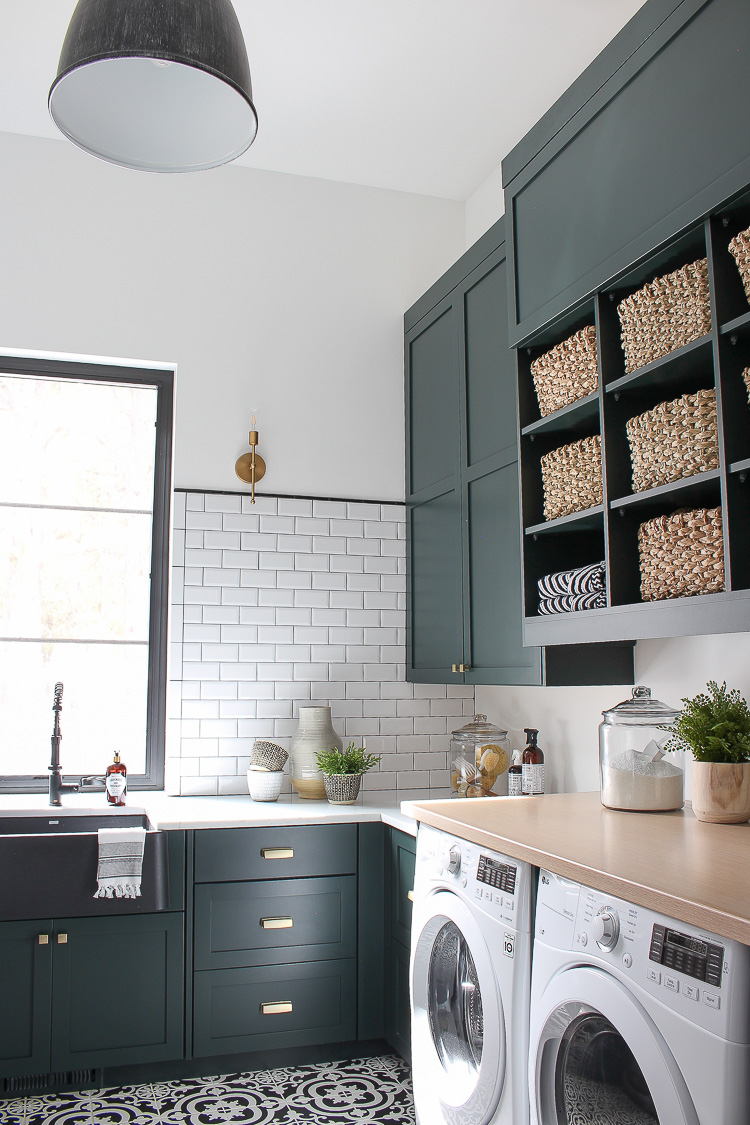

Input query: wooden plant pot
[323,773,362,805]
[691,761,750,823]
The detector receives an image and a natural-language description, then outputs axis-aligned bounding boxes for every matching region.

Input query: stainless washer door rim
[411,889,505,1125]
[529,965,700,1125]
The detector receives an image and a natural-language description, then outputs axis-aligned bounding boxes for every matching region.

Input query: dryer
[410,823,532,1125]
[529,870,750,1125]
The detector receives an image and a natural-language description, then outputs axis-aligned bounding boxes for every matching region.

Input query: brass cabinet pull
[407,890,414,902]
[261,847,294,860]
[260,916,293,930]
[459,664,470,673]
[451,664,459,673]
[38,934,49,945]
[261,1001,293,1015]
[57,933,67,944]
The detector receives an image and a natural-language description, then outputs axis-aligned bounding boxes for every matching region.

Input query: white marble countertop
[0,791,418,837]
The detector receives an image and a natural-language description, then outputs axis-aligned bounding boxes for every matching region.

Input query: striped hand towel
[93,826,146,899]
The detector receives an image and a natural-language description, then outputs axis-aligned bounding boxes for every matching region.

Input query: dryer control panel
[477,854,517,895]
[649,924,724,988]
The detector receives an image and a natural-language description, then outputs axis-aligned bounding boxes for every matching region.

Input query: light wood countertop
[410,792,750,945]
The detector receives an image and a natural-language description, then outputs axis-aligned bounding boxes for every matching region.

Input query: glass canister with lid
[599,685,683,811]
[450,714,510,798]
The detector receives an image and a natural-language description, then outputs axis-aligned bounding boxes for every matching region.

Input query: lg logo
[541,874,550,885]
[503,933,515,959]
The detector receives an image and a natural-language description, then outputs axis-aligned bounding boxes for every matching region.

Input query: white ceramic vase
[290,706,343,799]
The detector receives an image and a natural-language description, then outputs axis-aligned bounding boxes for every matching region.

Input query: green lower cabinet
[384,939,412,1064]
[384,829,416,1062]
[0,913,185,1081]
[193,959,357,1057]
[194,876,356,970]
[0,920,53,1078]
[51,914,184,1070]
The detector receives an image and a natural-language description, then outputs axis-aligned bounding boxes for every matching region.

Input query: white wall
[0,131,465,501]
[465,162,504,248]
[476,632,750,797]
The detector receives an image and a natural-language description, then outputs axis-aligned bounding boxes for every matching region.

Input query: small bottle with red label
[105,751,127,805]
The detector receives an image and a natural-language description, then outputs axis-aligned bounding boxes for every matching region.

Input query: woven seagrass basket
[638,507,725,602]
[625,387,719,493]
[540,434,603,521]
[323,773,362,804]
[617,258,711,374]
[530,325,598,417]
[250,740,289,771]
[728,227,750,304]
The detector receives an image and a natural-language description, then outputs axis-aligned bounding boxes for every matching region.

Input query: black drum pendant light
[49,0,258,173]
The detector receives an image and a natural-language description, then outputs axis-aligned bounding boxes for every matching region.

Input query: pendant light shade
[49,0,258,173]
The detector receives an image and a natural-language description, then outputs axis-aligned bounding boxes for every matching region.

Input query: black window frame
[0,354,173,793]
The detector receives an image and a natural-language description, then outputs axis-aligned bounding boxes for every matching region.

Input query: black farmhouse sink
[0,809,170,920]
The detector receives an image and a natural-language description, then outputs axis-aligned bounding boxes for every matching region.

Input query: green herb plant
[316,742,382,776]
[661,680,750,764]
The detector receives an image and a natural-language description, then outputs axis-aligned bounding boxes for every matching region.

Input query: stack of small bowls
[247,741,289,802]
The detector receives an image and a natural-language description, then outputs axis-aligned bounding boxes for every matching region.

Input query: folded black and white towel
[93,826,146,899]
[538,591,607,615]
[538,560,606,600]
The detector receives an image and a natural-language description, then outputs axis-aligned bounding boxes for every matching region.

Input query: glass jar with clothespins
[450,714,510,798]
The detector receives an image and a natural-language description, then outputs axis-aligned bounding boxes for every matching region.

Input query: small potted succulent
[315,742,382,805]
[661,681,750,823]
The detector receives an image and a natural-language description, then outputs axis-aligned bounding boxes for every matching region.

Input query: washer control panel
[477,853,517,896]
[649,924,724,988]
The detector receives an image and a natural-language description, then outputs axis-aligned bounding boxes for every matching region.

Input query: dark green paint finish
[0,920,52,1077]
[464,256,516,466]
[388,830,416,950]
[506,0,750,343]
[407,487,464,678]
[407,301,460,495]
[384,939,412,1064]
[357,822,385,1042]
[193,824,357,884]
[466,463,541,684]
[193,876,356,970]
[192,959,357,1057]
[50,913,184,1069]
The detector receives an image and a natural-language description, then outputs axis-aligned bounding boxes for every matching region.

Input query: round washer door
[411,889,505,1125]
[530,965,700,1125]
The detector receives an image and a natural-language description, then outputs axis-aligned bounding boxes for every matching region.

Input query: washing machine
[410,823,532,1125]
[529,870,750,1125]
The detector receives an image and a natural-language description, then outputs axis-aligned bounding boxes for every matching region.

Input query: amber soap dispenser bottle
[521,728,544,796]
[105,751,127,806]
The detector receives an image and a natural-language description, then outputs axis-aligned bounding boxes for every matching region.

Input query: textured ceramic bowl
[247,768,284,802]
[250,740,289,772]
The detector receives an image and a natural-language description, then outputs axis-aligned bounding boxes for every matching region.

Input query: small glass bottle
[521,728,544,795]
[106,751,127,806]
[508,749,523,796]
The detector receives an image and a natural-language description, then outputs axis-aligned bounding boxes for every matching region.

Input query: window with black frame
[0,356,173,792]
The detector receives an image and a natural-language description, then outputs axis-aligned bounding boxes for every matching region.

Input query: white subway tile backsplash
[278,498,313,517]
[171,489,472,793]
[314,500,348,518]
[173,492,187,529]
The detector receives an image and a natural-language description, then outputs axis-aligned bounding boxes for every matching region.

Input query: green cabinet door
[384,829,416,1062]
[50,913,184,1070]
[405,294,464,681]
[405,220,542,685]
[0,920,52,1078]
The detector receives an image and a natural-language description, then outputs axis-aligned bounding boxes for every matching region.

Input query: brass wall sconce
[235,412,266,504]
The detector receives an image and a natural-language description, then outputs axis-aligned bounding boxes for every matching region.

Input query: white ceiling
[0,1,645,200]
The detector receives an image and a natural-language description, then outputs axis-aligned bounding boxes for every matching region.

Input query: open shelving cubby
[516,184,750,645]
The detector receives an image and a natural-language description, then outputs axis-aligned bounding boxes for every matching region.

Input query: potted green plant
[662,681,750,823]
[315,742,382,805]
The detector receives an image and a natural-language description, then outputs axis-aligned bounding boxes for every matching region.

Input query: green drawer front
[194,824,357,883]
[390,830,416,948]
[193,959,356,1056]
[194,876,356,969]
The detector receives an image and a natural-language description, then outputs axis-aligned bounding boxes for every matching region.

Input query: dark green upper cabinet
[405,220,634,686]
[503,0,750,345]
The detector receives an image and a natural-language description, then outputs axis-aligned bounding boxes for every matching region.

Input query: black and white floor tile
[0,1055,414,1125]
